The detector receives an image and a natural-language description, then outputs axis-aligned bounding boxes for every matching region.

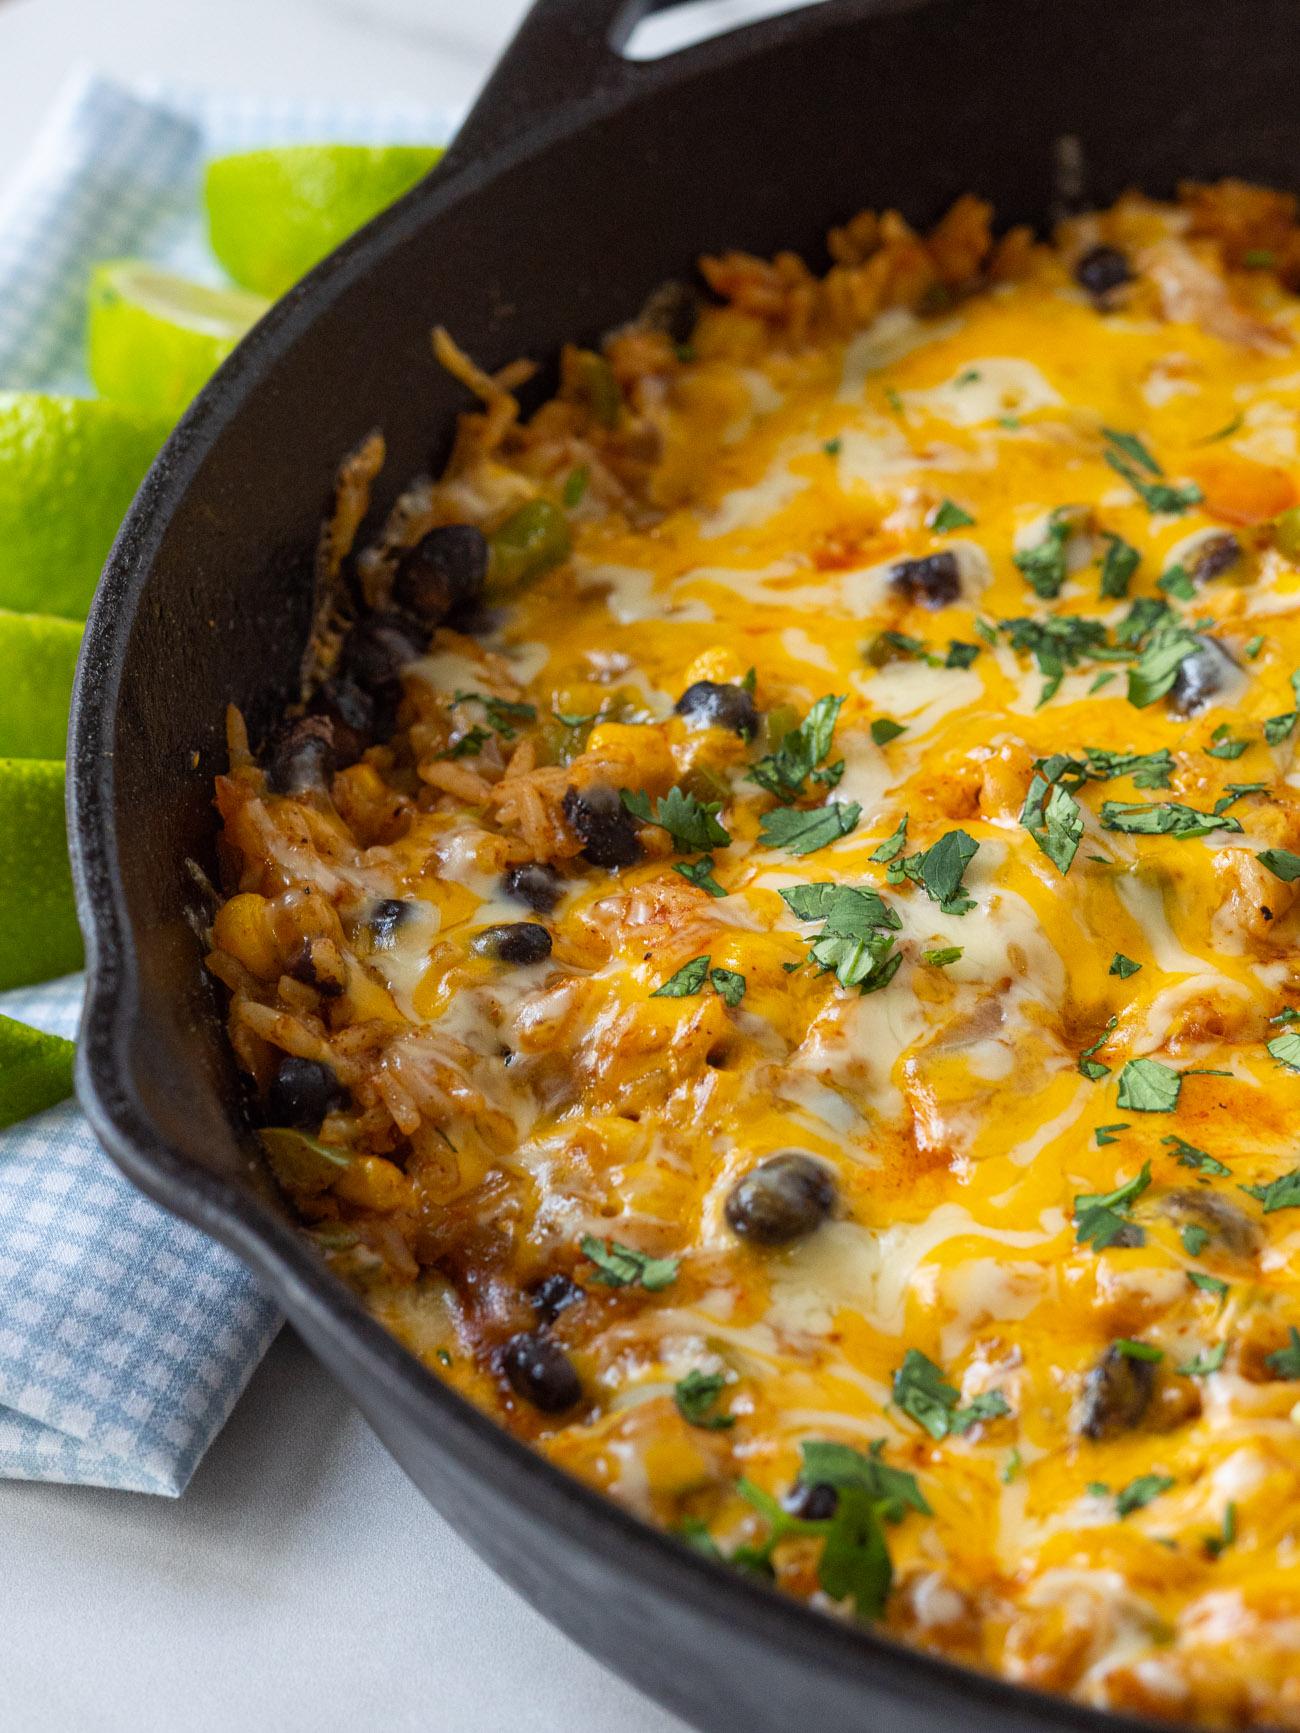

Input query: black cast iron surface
[68,0,1300,1726]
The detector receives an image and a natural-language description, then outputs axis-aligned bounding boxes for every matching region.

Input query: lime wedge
[0,394,169,620]
[0,1012,75,1128]
[87,261,270,418]
[204,144,442,297]
[0,610,82,758]
[0,758,82,989]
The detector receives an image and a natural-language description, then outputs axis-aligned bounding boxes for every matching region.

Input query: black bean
[1168,635,1239,716]
[393,524,489,623]
[674,680,759,739]
[340,611,427,694]
[1160,1188,1261,1261]
[529,1272,585,1323]
[370,899,414,948]
[725,1152,835,1246]
[502,1331,581,1412]
[307,677,374,767]
[1075,245,1132,297]
[563,783,643,868]
[782,1481,839,1521]
[503,862,564,915]
[265,715,336,794]
[1189,532,1241,585]
[890,551,961,610]
[267,1055,348,1128]
[1073,1343,1156,1440]
[471,922,553,965]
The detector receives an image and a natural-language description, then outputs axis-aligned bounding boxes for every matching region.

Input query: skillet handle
[439,0,676,168]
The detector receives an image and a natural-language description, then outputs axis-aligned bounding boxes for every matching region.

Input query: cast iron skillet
[68,0,1300,1725]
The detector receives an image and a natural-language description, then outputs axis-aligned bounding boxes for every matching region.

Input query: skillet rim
[66,2,1183,1726]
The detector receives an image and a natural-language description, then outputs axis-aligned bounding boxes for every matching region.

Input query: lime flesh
[87,260,270,418]
[204,144,442,297]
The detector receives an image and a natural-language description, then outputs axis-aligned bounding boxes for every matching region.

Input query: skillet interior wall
[107,0,1300,1195]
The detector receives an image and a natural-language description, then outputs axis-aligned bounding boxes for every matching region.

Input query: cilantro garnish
[441,724,493,760]
[1263,671,1300,744]
[886,828,979,914]
[1259,848,1300,883]
[674,1369,735,1429]
[930,498,975,531]
[1096,1123,1129,1146]
[1205,1500,1237,1558]
[1115,1338,1163,1362]
[1100,799,1243,838]
[998,614,1115,704]
[749,694,847,802]
[1188,1273,1229,1302]
[1126,617,1203,708]
[674,856,725,896]
[651,955,712,997]
[451,690,537,739]
[945,639,981,669]
[923,946,963,966]
[1110,953,1141,978]
[891,1349,1010,1439]
[1247,634,1266,658]
[1103,428,1202,514]
[1084,747,1174,789]
[622,785,730,853]
[759,802,861,855]
[780,882,902,994]
[1078,1016,1118,1081]
[1204,412,1245,442]
[1266,1326,1300,1378]
[871,717,906,746]
[1266,1032,1300,1071]
[1158,564,1196,601]
[1116,1058,1182,1112]
[1098,532,1140,599]
[1074,1162,1151,1250]
[709,967,746,1007]
[870,814,908,863]
[1240,1167,1300,1211]
[1181,1226,1209,1256]
[1020,770,1084,874]
[734,1474,894,1619]
[1002,1450,1021,1483]
[823,438,842,456]
[673,1516,724,1561]
[1013,507,1076,600]
[1206,723,1250,760]
[1116,1473,1175,1516]
[580,1235,679,1291]
[1163,1135,1230,1176]
[798,1439,931,1522]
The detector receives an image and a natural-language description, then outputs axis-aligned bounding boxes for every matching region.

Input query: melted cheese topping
[211,189,1300,1726]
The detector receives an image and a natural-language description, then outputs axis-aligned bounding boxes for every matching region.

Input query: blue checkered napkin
[0,73,452,1491]
[0,975,279,1494]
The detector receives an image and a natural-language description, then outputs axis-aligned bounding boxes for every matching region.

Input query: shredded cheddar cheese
[211,183,1300,1725]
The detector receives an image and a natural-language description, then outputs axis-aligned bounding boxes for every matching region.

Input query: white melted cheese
[903,358,1063,427]
[837,309,964,401]
[1114,871,1207,974]
[853,660,984,731]
[575,559,714,624]
[701,451,812,537]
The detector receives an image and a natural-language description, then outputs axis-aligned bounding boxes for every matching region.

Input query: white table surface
[0,2,697,1728]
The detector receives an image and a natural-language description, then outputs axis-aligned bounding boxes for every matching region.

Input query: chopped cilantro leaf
[1102,427,1163,475]
[1264,712,1298,745]
[1205,722,1250,760]
[823,437,842,456]
[1188,1273,1230,1301]
[870,814,908,863]
[1002,1450,1021,1483]
[1100,799,1243,838]
[1082,747,1175,789]
[1163,1135,1230,1176]
[580,1235,679,1291]
[892,1349,959,1439]
[1117,1058,1182,1112]
[1078,1015,1118,1081]
[1089,672,1118,693]
[945,639,981,669]
[1096,1123,1130,1146]
[673,1516,724,1561]
[1013,507,1075,600]
[870,717,907,746]
[1181,1226,1210,1256]
[1020,772,1084,875]
[1074,1162,1151,1250]
[1126,618,1203,707]
[674,855,725,896]
[913,828,979,913]
[1246,634,1266,658]
[441,724,493,759]
[1098,532,1140,599]
[1158,563,1197,601]
[759,802,861,855]
[950,1390,1012,1433]
[817,1484,893,1620]
[1205,1500,1237,1559]
[781,882,902,995]
[1110,953,1141,978]
[709,967,746,1008]
[1240,1167,1300,1211]
[1265,1326,1300,1378]
[674,1369,735,1429]
[955,368,982,386]
[651,955,711,998]
[1266,1032,1300,1071]
[451,691,536,739]
[799,1438,931,1521]
[1259,848,1300,883]
[1204,412,1245,442]
[749,694,847,802]
[622,784,730,853]
[1116,1473,1175,1517]
[1115,1338,1163,1362]
[1104,430,1202,513]
[923,946,963,966]
[930,498,975,531]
